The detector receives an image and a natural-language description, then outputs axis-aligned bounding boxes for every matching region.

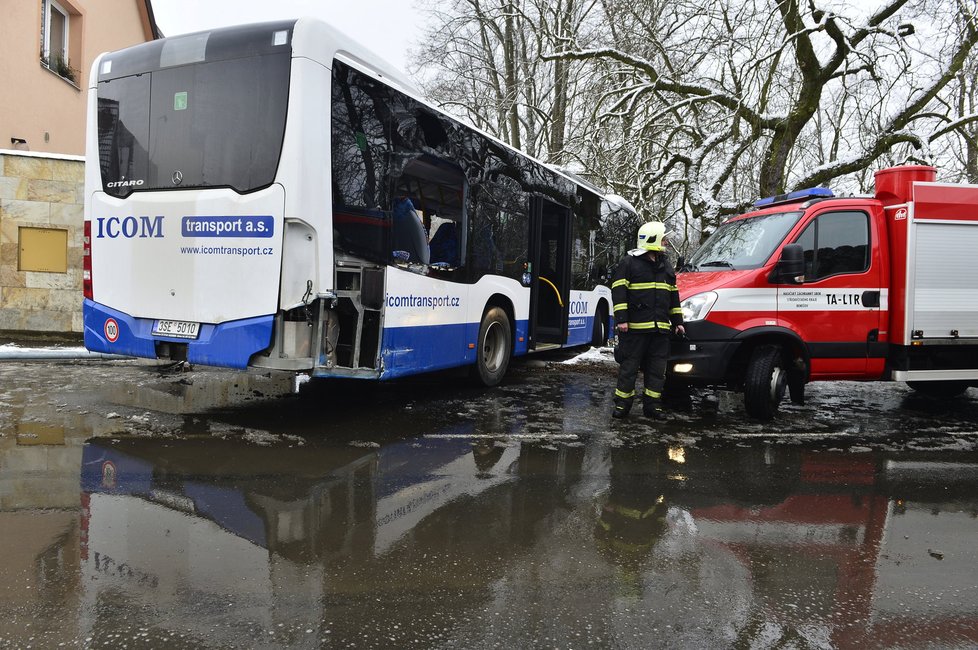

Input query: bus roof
[92,17,626,209]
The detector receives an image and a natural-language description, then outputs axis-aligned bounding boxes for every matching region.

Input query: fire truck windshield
[687,211,803,271]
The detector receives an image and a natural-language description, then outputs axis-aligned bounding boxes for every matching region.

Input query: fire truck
[669,165,978,419]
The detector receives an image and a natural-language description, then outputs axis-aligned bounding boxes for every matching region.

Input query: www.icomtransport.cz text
[386,294,461,309]
[179,245,274,257]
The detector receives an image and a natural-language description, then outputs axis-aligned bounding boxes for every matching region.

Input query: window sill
[39,61,80,90]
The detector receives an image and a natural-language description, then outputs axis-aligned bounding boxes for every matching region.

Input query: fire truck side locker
[878,166,978,388]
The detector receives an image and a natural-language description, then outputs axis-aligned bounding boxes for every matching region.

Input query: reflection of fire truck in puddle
[621,448,978,649]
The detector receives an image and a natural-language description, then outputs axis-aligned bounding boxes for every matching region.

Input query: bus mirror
[778,244,805,284]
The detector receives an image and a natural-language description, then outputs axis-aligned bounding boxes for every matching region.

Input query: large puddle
[2,356,978,647]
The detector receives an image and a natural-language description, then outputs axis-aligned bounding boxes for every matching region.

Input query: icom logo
[569,299,589,315]
[95,216,164,239]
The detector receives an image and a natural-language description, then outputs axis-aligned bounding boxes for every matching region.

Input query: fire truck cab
[669,165,978,419]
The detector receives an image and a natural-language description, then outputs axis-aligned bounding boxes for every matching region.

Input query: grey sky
[150,0,422,73]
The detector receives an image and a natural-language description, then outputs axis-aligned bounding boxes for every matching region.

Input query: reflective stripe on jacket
[611,252,683,333]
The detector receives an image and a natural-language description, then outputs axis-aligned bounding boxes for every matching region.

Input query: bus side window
[330,60,393,264]
[429,221,460,266]
[468,180,524,283]
[392,157,466,274]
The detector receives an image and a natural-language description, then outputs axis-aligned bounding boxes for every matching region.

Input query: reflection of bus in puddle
[594,446,978,648]
[78,430,978,646]
[79,432,580,643]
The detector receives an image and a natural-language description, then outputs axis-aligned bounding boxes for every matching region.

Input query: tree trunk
[504,2,522,150]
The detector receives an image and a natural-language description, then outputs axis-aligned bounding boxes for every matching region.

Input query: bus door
[529,198,572,347]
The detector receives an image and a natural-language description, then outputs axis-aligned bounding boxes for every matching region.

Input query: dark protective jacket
[611,252,683,333]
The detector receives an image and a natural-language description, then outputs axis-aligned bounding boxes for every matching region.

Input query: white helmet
[637,221,668,251]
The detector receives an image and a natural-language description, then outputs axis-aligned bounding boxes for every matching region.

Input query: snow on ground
[561,345,616,365]
[0,343,123,360]
[1,342,85,354]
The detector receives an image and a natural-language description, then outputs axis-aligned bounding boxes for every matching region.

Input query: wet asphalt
[2,349,978,648]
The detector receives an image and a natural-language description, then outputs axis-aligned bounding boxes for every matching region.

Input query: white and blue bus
[83,18,636,385]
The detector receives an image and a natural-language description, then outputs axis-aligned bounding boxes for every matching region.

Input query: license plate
[152,319,200,339]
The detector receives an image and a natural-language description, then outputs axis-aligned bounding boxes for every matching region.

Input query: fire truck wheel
[474,306,512,387]
[906,380,970,397]
[744,344,788,420]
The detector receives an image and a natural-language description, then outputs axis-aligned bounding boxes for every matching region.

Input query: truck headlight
[681,291,717,322]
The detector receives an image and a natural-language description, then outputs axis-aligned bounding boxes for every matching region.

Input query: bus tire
[744,344,787,420]
[591,305,608,347]
[474,306,512,387]
[907,380,970,397]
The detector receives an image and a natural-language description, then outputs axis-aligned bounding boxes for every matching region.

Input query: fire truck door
[778,210,883,378]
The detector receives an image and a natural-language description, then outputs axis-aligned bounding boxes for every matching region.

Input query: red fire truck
[669,165,978,419]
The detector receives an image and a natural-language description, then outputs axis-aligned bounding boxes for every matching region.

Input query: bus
[83,18,637,385]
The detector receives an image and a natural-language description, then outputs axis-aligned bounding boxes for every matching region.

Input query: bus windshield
[687,211,803,271]
[97,40,291,196]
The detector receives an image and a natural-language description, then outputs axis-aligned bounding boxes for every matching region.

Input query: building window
[41,0,76,83]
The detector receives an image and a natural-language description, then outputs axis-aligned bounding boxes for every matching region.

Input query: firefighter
[611,221,685,419]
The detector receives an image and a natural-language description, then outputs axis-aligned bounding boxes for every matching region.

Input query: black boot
[788,361,806,405]
[612,397,632,419]
[643,397,665,420]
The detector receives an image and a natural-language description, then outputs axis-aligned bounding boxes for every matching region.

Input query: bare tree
[564,1,976,231]
[412,0,604,163]
[954,56,978,183]
[413,0,978,251]
[938,22,978,184]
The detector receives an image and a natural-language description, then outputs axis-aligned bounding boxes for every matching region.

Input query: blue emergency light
[753,187,834,208]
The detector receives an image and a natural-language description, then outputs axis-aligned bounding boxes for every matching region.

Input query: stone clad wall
[0,151,85,336]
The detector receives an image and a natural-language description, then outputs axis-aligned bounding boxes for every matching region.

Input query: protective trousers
[614,332,670,417]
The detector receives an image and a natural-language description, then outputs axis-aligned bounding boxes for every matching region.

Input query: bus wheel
[591,306,608,347]
[744,344,787,420]
[475,306,512,387]
[907,380,970,397]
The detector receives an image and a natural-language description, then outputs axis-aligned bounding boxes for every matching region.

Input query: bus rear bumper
[83,299,274,369]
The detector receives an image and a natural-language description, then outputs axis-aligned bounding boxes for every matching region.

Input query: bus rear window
[97,52,290,196]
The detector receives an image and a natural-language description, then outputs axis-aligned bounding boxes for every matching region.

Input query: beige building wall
[0,1,156,337]
[0,150,85,335]
[0,0,156,157]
